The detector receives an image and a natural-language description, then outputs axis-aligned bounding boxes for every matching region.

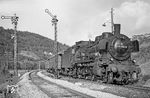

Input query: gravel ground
[31,73,92,98]
[42,71,150,98]
[17,72,49,98]
[38,71,124,98]
[78,82,150,98]
[144,79,150,87]
[17,71,150,98]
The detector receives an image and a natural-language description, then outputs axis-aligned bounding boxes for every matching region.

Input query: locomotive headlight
[133,59,136,63]
[110,58,113,61]
[95,52,100,56]
[111,67,118,73]
[137,67,141,74]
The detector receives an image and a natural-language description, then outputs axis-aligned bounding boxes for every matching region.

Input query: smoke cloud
[116,0,150,36]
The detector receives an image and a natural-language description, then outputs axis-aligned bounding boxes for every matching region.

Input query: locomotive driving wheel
[121,72,129,85]
[107,72,114,83]
[91,75,96,81]
[132,72,138,81]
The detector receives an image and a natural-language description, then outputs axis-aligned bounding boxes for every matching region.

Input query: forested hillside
[0,26,69,69]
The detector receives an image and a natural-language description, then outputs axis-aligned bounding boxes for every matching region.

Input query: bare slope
[132,34,150,78]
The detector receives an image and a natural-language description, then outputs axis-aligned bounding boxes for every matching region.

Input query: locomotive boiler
[48,24,141,84]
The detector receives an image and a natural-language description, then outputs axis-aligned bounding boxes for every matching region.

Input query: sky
[0,0,150,46]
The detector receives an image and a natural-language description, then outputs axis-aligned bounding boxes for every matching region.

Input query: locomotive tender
[48,24,141,84]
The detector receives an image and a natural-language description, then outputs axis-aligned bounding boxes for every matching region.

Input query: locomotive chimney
[114,24,121,35]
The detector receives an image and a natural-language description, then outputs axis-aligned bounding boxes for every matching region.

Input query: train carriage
[47,52,63,73]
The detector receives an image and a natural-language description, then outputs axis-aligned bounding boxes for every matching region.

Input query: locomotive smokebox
[114,24,121,35]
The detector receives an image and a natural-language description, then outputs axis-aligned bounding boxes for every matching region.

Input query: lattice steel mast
[45,9,59,78]
[1,14,19,76]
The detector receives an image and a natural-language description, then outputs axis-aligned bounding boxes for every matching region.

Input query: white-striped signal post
[1,14,19,76]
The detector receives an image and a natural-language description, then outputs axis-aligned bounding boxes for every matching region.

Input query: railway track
[44,71,150,98]
[124,85,150,93]
[29,71,94,98]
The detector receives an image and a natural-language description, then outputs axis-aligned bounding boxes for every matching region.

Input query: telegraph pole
[1,14,19,76]
[45,9,59,78]
[102,8,114,34]
[111,8,114,34]
[39,61,41,71]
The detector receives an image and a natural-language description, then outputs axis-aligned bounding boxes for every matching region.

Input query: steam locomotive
[48,24,141,84]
